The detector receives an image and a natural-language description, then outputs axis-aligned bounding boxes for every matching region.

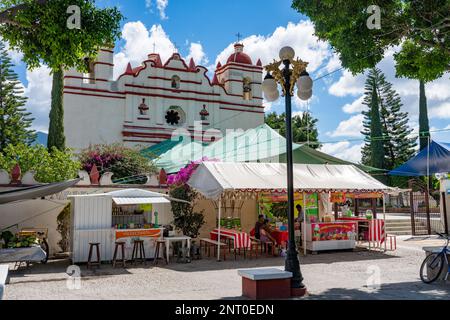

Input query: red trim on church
[148,76,203,85]
[64,91,125,100]
[63,86,264,110]
[94,62,114,67]
[64,76,110,82]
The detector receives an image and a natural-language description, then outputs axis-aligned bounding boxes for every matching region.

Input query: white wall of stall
[70,194,113,263]
[69,194,175,263]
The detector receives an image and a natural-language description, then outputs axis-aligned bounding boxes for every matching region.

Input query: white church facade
[63,43,265,151]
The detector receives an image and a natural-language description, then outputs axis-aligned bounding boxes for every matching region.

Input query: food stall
[69,189,177,263]
[187,162,393,260]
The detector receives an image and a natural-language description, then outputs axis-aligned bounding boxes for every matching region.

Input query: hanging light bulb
[297,89,312,101]
[262,73,278,95]
[264,89,280,102]
[297,71,313,93]
[279,46,295,61]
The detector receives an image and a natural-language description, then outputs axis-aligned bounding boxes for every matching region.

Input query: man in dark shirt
[254,215,265,239]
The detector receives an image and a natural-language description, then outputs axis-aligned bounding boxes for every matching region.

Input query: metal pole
[217,198,222,262]
[383,194,387,252]
[283,59,304,289]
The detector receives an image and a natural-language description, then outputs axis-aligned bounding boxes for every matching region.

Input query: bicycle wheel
[420,253,444,284]
[40,239,49,264]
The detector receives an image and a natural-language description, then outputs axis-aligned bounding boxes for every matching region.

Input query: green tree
[265,111,321,149]
[419,80,430,151]
[292,1,449,154]
[0,143,80,183]
[368,85,385,172]
[47,67,64,150]
[0,0,123,150]
[291,1,450,79]
[0,41,35,150]
[169,184,205,239]
[362,69,417,185]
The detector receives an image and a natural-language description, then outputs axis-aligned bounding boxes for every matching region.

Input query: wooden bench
[238,268,293,299]
[200,238,227,261]
[0,264,10,300]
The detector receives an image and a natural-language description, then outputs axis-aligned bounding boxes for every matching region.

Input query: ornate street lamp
[262,46,313,289]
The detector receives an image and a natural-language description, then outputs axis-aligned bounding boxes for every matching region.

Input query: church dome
[227,43,253,65]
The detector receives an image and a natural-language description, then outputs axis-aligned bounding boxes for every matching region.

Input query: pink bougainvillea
[167,157,218,186]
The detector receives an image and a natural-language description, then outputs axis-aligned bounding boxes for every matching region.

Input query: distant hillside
[32,132,48,147]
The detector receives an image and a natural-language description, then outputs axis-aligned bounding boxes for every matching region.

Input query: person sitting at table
[254,215,265,240]
[261,219,277,244]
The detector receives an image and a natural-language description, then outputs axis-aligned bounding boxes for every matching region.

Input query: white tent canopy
[188,162,392,200]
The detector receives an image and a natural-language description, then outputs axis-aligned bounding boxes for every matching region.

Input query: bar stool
[87,243,101,269]
[154,239,167,265]
[112,241,126,268]
[131,240,146,265]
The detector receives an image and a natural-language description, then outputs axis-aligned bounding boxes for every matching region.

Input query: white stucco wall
[63,47,264,151]
[0,199,69,256]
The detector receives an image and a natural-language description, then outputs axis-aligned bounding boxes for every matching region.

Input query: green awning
[140,136,185,159]
[143,124,384,175]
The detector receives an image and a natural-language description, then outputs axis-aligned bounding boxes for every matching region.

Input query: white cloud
[156,0,169,20]
[320,141,364,163]
[430,102,450,119]
[145,0,169,20]
[186,42,208,66]
[327,46,450,141]
[113,22,209,79]
[215,20,330,73]
[327,114,365,138]
[114,22,174,79]
[23,66,53,133]
[328,70,365,97]
[342,95,365,114]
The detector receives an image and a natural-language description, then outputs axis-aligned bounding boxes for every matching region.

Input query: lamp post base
[291,286,308,297]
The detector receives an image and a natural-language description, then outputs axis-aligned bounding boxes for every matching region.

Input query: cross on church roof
[173,42,179,53]
[152,42,156,53]
[235,32,243,43]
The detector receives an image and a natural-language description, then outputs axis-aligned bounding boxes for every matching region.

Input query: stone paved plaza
[4,236,450,300]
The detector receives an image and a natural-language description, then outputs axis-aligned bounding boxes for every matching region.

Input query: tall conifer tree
[419,80,430,151]
[0,41,35,151]
[361,68,416,183]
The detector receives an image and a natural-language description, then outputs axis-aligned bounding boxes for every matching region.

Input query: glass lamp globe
[297,72,313,93]
[297,89,312,101]
[279,46,295,61]
[262,76,278,95]
[264,90,280,102]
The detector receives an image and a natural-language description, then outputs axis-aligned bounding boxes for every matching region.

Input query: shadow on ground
[7,248,399,281]
[305,281,450,300]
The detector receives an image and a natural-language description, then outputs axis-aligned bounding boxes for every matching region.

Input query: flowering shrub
[167,157,217,186]
[167,157,218,238]
[78,144,157,183]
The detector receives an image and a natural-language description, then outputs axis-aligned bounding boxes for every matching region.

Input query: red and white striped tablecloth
[210,228,251,249]
[369,219,386,244]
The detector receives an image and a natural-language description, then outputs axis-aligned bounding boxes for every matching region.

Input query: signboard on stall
[115,229,161,240]
[311,222,356,242]
[330,192,346,203]
[347,193,383,199]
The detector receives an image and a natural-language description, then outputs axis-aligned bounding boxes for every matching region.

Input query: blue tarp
[389,141,450,176]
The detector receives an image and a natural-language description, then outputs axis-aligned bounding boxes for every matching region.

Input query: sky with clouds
[6,0,450,163]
